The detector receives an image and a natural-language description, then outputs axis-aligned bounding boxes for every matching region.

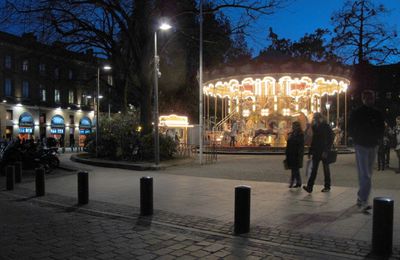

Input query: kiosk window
[6,110,12,120]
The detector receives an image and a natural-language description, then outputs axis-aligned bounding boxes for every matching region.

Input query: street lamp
[325,102,331,123]
[96,65,112,158]
[154,22,172,165]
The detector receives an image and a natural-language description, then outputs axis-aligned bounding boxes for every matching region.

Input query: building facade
[0,31,105,147]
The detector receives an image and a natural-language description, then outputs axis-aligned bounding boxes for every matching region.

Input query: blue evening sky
[236,0,400,60]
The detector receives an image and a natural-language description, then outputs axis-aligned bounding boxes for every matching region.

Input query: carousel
[203,64,351,148]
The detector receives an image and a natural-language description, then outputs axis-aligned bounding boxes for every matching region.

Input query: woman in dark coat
[285,121,304,188]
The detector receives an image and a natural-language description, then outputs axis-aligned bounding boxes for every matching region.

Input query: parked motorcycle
[0,140,59,173]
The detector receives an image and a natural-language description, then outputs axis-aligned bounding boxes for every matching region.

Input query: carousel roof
[203,61,351,98]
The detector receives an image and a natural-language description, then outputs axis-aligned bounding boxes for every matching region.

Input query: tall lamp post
[154,22,172,165]
[96,65,112,158]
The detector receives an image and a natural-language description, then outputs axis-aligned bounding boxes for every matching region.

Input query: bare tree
[4,0,287,133]
[330,0,399,64]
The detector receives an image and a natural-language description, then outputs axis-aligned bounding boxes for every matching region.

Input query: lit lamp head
[159,23,172,31]
[325,103,331,110]
[103,65,112,71]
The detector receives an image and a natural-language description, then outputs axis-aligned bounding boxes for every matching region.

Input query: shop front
[159,114,193,144]
[50,115,65,146]
[78,117,92,148]
[18,112,34,140]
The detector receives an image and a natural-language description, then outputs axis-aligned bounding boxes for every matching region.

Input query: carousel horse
[253,128,278,139]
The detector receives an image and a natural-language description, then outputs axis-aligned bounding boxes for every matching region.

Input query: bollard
[234,185,251,234]
[6,165,15,190]
[372,197,394,257]
[78,171,89,204]
[35,168,45,196]
[14,161,22,183]
[140,177,153,216]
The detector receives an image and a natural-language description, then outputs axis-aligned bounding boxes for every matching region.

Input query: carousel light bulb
[261,108,269,116]
[243,109,250,117]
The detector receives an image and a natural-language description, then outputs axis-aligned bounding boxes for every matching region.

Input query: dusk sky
[238,0,400,61]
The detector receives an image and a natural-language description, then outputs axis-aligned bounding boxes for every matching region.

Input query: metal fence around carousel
[174,143,217,164]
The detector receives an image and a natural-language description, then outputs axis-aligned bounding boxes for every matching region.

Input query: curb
[70,154,166,171]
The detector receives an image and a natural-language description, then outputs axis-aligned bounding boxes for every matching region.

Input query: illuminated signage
[19,127,33,134]
[50,128,64,134]
[79,129,91,135]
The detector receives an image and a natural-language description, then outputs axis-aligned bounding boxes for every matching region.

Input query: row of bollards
[372,197,394,257]
[5,163,23,190]
[4,170,394,257]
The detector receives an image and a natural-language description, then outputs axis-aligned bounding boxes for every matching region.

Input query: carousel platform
[207,145,354,155]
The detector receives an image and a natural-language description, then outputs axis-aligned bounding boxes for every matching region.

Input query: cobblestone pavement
[1,189,399,260]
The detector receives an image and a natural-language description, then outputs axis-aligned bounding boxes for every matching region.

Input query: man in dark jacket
[303,112,334,193]
[348,90,384,212]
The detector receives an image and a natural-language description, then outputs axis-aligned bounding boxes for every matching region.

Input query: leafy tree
[330,0,399,64]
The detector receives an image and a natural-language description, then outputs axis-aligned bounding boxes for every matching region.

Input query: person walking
[394,116,400,173]
[285,121,304,188]
[348,90,384,212]
[303,112,334,193]
[230,121,238,147]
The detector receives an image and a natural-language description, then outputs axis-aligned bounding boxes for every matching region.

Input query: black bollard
[35,168,45,196]
[14,161,22,183]
[372,197,394,257]
[78,171,89,204]
[6,165,15,190]
[35,168,46,197]
[234,185,251,234]
[140,177,153,216]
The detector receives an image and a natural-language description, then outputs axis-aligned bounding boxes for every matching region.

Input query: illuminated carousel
[203,62,351,148]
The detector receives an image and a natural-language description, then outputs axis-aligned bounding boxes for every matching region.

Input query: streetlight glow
[159,23,172,31]
[103,65,112,70]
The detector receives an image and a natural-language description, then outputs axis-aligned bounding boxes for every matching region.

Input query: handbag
[326,149,337,164]
[283,159,289,170]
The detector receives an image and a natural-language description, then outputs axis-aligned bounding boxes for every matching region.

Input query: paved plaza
[1,151,399,259]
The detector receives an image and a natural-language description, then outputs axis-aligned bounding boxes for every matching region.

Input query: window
[22,80,29,98]
[6,110,12,120]
[4,78,12,96]
[39,63,46,74]
[68,90,74,104]
[107,75,113,86]
[54,89,60,103]
[22,60,29,71]
[54,68,59,79]
[386,92,392,99]
[4,55,11,69]
[40,85,46,102]
[69,115,74,124]
[68,70,73,80]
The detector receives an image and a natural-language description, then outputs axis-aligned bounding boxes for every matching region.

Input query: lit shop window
[68,90,74,104]
[40,85,46,102]
[22,60,29,71]
[54,89,60,103]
